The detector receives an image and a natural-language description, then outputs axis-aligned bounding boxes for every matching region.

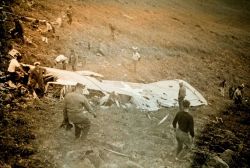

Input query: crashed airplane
[44,67,207,112]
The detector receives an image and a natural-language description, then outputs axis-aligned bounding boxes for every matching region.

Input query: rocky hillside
[0,0,249,167]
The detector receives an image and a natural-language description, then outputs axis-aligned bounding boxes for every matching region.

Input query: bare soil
[1,0,250,167]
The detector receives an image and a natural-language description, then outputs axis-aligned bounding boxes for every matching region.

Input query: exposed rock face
[192,104,250,168]
[207,156,229,168]
[0,1,12,72]
[219,149,234,165]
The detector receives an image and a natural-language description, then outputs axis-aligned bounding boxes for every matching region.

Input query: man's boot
[81,118,91,139]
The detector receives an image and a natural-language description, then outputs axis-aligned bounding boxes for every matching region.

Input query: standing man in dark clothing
[172,100,194,160]
[11,18,25,43]
[178,82,186,111]
[229,85,236,99]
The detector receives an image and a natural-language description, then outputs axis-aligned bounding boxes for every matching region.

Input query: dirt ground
[1,0,250,167]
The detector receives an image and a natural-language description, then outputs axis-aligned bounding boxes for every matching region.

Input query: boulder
[219,149,234,165]
[207,155,229,168]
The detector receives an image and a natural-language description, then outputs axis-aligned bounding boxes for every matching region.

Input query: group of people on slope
[59,80,194,161]
[173,79,246,161]
[7,49,47,98]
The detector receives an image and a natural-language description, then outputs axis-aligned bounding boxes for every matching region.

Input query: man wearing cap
[62,83,96,139]
[178,82,186,111]
[172,100,194,160]
[28,62,46,97]
[7,51,27,84]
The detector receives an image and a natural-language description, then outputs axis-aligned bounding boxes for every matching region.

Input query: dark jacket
[173,111,194,137]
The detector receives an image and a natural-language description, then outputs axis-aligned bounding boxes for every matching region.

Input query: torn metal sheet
[76,71,104,78]
[45,67,103,91]
[45,67,207,111]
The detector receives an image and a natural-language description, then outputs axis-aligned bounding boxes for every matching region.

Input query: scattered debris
[147,113,152,120]
[76,71,104,78]
[104,148,130,158]
[41,36,48,43]
[122,13,134,20]
[52,17,63,28]
[216,117,223,123]
[8,48,20,57]
[158,114,169,125]
[99,92,121,107]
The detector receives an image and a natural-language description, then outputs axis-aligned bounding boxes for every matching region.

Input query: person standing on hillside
[218,79,226,97]
[66,5,73,25]
[10,18,25,44]
[178,82,186,111]
[62,83,97,139]
[172,100,194,160]
[69,49,78,71]
[132,47,141,72]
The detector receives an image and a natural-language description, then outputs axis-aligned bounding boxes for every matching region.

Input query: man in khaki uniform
[62,83,96,139]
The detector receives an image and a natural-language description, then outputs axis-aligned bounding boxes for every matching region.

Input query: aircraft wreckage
[44,67,207,112]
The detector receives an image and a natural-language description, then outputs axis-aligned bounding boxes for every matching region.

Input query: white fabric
[42,36,48,43]
[8,49,20,57]
[8,59,20,72]
[132,52,141,61]
[55,55,68,63]
[55,17,62,27]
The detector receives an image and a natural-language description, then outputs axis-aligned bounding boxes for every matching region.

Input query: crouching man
[62,83,96,139]
[233,84,244,106]
[172,100,194,161]
[28,62,46,98]
[7,52,27,85]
